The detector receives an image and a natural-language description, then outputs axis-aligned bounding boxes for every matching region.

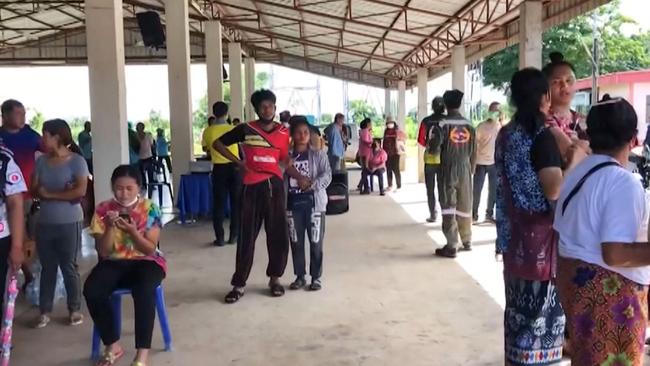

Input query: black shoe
[426,216,437,223]
[310,279,322,291]
[225,288,244,304]
[227,236,238,245]
[461,242,472,251]
[269,282,285,297]
[380,192,385,196]
[435,246,457,258]
[213,239,225,247]
[289,277,306,290]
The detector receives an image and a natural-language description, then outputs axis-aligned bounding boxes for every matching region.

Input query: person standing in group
[361,140,388,196]
[417,97,446,223]
[0,99,43,231]
[78,121,93,174]
[434,90,476,258]
[382,117,405,192]
[324,113,346,173]
[357,118,373,191]
[472,102,502,224]
[496,68,569,366]
[213,89,308,304]
[543,52,590,163]
[201,116,216,160]
[136,122,155,187]
[554,96,650,366]
[203,101,242,247]
[0,144,27,310]
[31,119,89,329]
[279,110,291,129]
[155,128,172,174]
[285,116,332,292]
[84,164,165,366]
[128,122,140,166]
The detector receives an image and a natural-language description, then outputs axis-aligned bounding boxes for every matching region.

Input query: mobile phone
[119,212,132,223]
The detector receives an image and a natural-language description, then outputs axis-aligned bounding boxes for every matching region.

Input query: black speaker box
[136,11,166,50]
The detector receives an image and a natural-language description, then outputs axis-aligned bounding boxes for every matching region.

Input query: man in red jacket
[214,89,308,304]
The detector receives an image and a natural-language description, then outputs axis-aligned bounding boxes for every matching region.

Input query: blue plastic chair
[90,285,172,360]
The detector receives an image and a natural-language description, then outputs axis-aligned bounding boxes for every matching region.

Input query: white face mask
[387,123,396,129]
[113,195,139,208]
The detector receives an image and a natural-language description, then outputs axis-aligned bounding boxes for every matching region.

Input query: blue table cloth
[176,173,230,224]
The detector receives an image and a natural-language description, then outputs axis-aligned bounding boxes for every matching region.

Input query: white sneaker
[69,312,84,326]
[34,314,50,329]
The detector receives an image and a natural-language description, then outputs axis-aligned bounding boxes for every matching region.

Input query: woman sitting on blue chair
[84,164,166,366]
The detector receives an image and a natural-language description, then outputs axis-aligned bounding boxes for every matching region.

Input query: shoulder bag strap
[561,161,620,216]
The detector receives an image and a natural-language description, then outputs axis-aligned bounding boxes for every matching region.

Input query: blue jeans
[287,207,325,279]
[328,155,342,173]
[472,164,496,219]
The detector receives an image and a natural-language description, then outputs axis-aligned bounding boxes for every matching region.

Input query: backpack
[424,116,444,155]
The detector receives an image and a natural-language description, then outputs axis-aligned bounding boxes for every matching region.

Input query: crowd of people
[0,46,647,366]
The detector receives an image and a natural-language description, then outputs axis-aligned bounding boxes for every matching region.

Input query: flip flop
[225,289,244,304]
[96,348,125,366]
[270,283,285,297]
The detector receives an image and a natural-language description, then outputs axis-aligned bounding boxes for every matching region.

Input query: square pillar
[165,0,193,194]
[85,0,128,203]
[244,57,256,122]
[228,42,244,121]
[384,88,392,118]
[205,20,224,113]
[519,0,543,69]
[417,68,428,183]
[397,80,406,130]
[451,46,466,92]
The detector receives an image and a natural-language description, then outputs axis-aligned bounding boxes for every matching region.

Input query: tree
[320,113,333,124]
[28,109,45,132]
[483,0,650,90]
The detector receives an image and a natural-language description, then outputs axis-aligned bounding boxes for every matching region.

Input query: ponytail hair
[42,119,83,156]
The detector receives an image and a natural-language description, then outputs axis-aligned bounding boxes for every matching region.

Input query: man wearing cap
[435,90,476,258]
[417,97,446,222]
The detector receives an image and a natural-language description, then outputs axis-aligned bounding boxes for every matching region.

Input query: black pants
[85,158,94,175]
[386,155,401,188]
[472,164,497,219]
[231,177,290,287]
[83,260,164,349]
[139,157,155,186]
[212,163,242,241]
[157,155,172,174]
[362,168,385,194]
[0,237,11,310]
[424,164,441,218]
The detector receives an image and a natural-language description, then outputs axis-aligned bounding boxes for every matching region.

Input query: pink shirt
[358,128,373,158]
[369,149,388,170]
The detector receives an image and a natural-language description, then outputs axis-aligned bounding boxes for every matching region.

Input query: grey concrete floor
[9,168,505,366]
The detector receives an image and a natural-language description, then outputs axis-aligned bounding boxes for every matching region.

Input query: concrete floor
[10,162,511,366]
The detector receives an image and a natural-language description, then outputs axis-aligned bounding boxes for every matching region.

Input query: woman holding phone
[84,164,165,366]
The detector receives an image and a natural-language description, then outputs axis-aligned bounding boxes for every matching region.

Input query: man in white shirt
[472,102,502,223]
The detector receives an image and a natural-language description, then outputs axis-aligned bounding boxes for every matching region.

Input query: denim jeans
[287,207,325,279]
[472,164,496,219]
[424,164,441,218]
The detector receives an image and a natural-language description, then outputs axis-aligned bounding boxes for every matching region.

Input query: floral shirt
[89,198,166,271]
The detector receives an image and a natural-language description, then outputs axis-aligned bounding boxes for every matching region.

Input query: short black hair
[334,113,344,122]
[279,111,291,123]
[212,101,228,118]
[111,164,142,187]
[1,99,23,116]
[289,115,309,135]
[542,52,575,78]
[587,95,638,152]
[443,89,464,110]
[431,97,445,114]
[250,89,276,111]
[360,118,371,129]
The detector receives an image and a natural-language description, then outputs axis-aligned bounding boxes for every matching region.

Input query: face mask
[113,195,139,208]
[387,123,396,129]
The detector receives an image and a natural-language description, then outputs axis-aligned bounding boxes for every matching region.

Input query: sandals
[310,279,322,291]
[96,348,124,366]
[289,277,306,290]
[131,362,147,366]
[270,283,285,297]
[225,288,244,304]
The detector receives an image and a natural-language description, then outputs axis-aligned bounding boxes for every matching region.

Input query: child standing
[286,117,332,291]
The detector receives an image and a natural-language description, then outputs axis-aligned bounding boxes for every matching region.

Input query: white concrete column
[205,20,224,113]
[85,0,128,203]
[165,0,193,194]
[417,68,428,183]
[244,57,256,122]
[384,88,392,118]
[228,42,244,121]
[451,45,466,92]
[397,80,406,130]
[519,0,543,69]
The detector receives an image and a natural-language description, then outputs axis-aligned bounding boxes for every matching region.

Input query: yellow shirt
[424,152,440,165]
[202,124,240,164]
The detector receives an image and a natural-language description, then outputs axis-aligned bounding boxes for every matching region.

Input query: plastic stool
[90,285,172,360]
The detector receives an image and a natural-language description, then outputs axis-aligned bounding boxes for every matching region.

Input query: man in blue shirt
[324,113,345,172]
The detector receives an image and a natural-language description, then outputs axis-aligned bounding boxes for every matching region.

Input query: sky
[0,0,645,123]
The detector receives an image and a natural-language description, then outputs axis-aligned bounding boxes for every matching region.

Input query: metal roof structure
[0,0,608,88]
